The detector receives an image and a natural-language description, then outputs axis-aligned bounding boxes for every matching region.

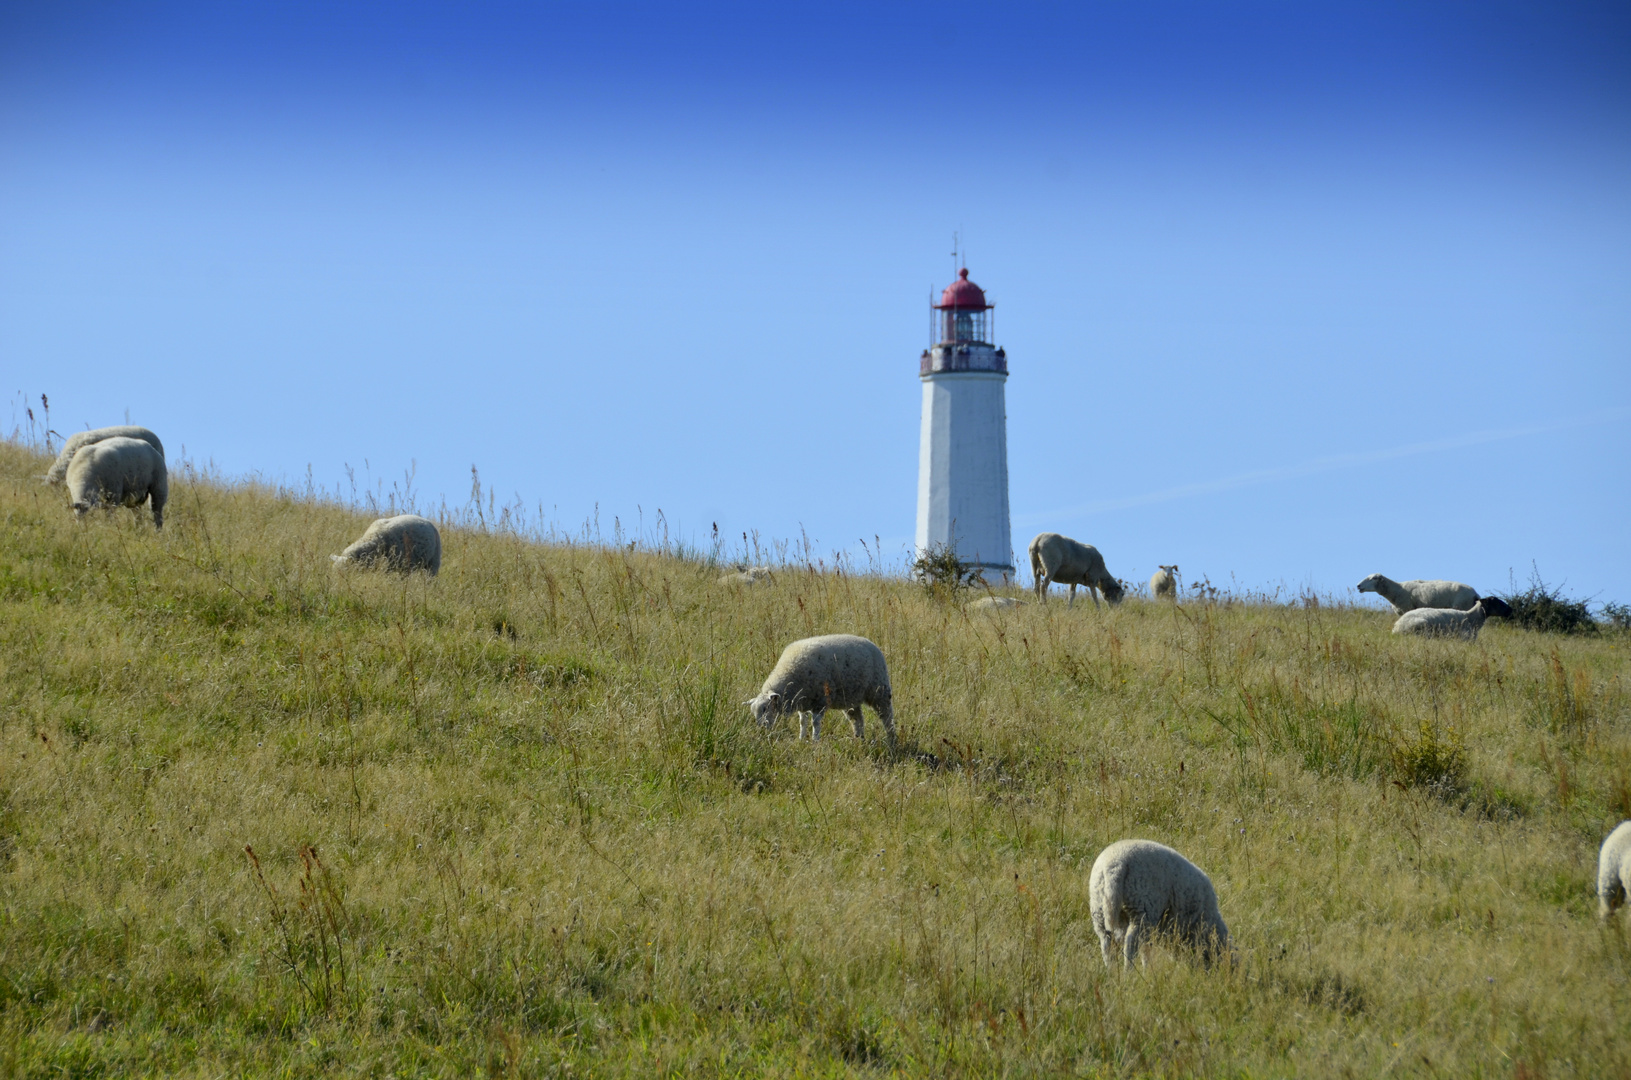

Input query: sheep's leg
[1123,922,1146,968]
[797,712,810,740]
[1608,870,1631,920]
[1092,913,1117,969]
[846,706,865,738]
[1089,586,1102,610]
[874,697,897,747]
[1067,584,1076,608]
[809,708,824,741]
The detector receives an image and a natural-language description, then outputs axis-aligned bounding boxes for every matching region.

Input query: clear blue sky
[3,1,1628,603]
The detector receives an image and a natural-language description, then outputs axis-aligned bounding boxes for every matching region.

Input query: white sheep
[1598,821,1631,921]
[1150,565,1179,601]
[745,634,895,746]
[1391,596,1512,640]
[969,596,1026,611]
[1029,532,1124,608]
[45,426,165,486]
[1357,573,1478,614]
[718,566,774,586]
[331,514,442,575]
[65,436,168,528]
[1089,839,1230,968]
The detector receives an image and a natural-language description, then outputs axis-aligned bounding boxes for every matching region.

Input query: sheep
[65,436,167,528]
[1391,596,1513,640]
[718,566,774,586]
[1357,573,1478,615]
[45,425,165,486]
[1599,821,1631,921]
[1150,565,1179,601]
[1029,532,1124,608]
[1089,839,1230,969]
[969,596,1026,611]
[745,634,895,746]
[330,514,442,575]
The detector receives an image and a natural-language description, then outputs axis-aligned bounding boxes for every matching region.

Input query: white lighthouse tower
[915,267,1013,578]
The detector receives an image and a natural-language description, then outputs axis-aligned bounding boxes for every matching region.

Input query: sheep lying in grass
[1598,821,1631,921]
[1358,573,1478,614]
[46,425,165,486]
[1090,839,1230,969]
[1029,532,1125,609]
[718,566,774,586]
[66,436,168,528]
[331,514,442,575]
[1150,565,1179,601]
[745,634,895,746]
[1391,597,1512,640]
[969,596,1025,611]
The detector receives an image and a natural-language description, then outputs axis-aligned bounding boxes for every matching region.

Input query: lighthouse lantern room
[915,267,1013,577]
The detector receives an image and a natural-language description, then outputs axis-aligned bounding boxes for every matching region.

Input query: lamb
[1599,821,1631,921]
[330,514,442,575]
[45,426,165,486]
[65,436,168,528]
[1357,573,1478,615]
[969,596,1026,611]
[718,566,774,586]
[1089,839,1230,969]
[1029,532,1125,608]
[1391,596,1513,640]
[745,634,896,746]
[1150,565,1179,601]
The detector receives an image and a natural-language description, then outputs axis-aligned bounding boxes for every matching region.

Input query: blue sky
[3,1,1628,603]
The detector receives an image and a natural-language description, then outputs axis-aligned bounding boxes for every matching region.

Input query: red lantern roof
[935,267,990,311]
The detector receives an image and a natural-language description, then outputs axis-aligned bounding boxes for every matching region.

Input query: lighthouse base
[915,370,1013,576]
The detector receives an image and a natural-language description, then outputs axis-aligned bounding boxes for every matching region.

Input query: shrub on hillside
[910,542,983,596]
[1501,565,1595,635]
[1600,601,1631,632]
[1390,718,1467,799]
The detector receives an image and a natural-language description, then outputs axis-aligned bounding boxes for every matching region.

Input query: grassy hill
[1,438,1627,1078]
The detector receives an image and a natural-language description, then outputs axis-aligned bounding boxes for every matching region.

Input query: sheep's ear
[767,692,781,706]
[329,554,345,564]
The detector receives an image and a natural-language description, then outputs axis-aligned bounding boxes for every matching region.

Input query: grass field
[1,438,1628,1078]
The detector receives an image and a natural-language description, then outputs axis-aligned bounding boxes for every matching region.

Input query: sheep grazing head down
[1102,578,1126,605]
[745,692,782,728]
[1478,596,1513,619]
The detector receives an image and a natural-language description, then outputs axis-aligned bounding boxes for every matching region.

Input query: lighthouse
[915,267,1013,578]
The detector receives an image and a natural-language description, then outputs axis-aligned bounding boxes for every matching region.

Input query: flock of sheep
[41,424,1631,966]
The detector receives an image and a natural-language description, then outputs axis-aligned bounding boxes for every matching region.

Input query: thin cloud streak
[1016,408,1629,526]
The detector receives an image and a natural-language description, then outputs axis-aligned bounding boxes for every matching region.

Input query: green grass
[1,438,1629,1078]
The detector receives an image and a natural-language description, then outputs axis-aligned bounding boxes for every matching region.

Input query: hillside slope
[1,440,1628,1078]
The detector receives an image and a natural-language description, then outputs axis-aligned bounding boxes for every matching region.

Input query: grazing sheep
[1357,573,1478,615]
[1150,565,1179,601]
[1599,821,1631,921]
[969,596,1026,611]
[1391,596,1512,640]
[65,436,167,528]
[1089,839,1230,969]
[718,566,774,586]
[1029,532,1124,608]
[745,634,895,746]
[46,425,165,486]
[330,514,442,575]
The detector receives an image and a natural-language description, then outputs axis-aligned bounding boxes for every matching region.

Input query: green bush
[1600,601,1631,631]
[1501,565,1596,635]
